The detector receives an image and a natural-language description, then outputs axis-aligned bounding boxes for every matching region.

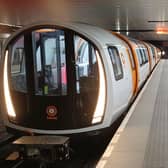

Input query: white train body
[0,22,160,136]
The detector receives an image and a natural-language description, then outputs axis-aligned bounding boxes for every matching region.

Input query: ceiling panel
[0,0,168,40]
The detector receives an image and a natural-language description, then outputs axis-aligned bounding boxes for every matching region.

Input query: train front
[0,24,107,136]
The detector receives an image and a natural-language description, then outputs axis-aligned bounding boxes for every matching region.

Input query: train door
[112,32,138,96]
[108,46,131,110]
[28,29,77,129]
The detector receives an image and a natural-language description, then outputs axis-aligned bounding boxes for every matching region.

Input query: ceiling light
[156,27,168,34]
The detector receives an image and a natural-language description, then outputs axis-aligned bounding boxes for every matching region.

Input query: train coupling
[13,135,70,161]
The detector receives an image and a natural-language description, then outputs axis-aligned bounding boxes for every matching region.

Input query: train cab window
[33,29,67,96]
[108,46,123,80]
[74,35,99,93]
[10,36,27,93]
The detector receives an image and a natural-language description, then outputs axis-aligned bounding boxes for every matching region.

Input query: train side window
[150,47,154,58]
[139,49,145,64]
[142,48,148,64]
[151,46,155,58]
[108,46,123,80]
[143,49,148,62]
[142,49,146,63]
[136,49,143,66]
[10,36,27,93]
[140,49,145,63]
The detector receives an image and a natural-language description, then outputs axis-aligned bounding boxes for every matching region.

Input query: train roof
[4,22,127,50]
[67,22,127,47]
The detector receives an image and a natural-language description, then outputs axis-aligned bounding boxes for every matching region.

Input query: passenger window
[151,47,155,58]
[143,49,148,62]
[136,49,143,66]
[10,36,27,93]
[108,46,123,80]
[139,49,146,64]
[140,47,148,64]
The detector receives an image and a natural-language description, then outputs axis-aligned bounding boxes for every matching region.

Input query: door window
[33,29,67,96]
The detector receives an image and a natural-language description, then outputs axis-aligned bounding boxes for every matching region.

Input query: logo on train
[46,106,58,120]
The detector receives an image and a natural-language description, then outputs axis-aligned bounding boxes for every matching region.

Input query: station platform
[97,59,168,168]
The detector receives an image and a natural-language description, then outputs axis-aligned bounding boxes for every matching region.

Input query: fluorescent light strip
[4,51,16,117]
[92,51,106,124]
[0,23,22,28]
[156,31,168,34]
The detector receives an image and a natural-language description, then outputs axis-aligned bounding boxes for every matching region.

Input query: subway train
[0,22,161,137]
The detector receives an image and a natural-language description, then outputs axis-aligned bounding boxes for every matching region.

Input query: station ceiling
[0,0,168,41]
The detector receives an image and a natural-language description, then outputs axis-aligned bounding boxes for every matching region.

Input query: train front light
[162,51,165,56]
[92,51,106,124]
[4,51,16,117]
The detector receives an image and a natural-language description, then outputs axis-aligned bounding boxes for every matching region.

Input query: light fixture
[162,51,165,55]
[4,51,16,117]
[92,51,106,124]
[0,33,11,38]
[36,29,56,33]
[156,27,168,34]
[157,51,161,56]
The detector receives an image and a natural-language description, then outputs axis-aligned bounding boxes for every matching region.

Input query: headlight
[92,51,106,124]
[162,51,165,56]
[4,50,16,117]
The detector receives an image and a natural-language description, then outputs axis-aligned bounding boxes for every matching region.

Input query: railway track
[0,110,125,168]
